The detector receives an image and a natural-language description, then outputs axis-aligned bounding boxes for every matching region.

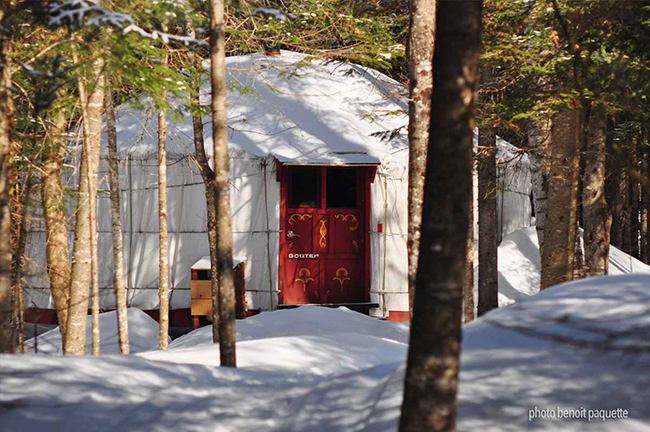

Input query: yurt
[23,51,532,322]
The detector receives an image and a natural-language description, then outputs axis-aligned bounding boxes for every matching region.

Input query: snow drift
[3,274,650,431]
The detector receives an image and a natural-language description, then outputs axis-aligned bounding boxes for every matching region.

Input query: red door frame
[277,162,374,305]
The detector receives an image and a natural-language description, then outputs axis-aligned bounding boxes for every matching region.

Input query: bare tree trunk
[582,111,611,276]
[477,127,498,316]
[105,87,130,354]
[540,109,580,290]
[406,0,435,318]
[42,109,71,344]
[399,1,482,431]
[463,196,474,323]
[191,95,220,343]
[629,143,641,259]
[0,0,13,353]
[157,107,170,351]
[12,172,31,353]
[527,120,551,253]
[65,57,105,356]
[210,0,236,367]
[641,140,649,264]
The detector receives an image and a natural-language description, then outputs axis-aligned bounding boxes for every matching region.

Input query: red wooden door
[280,166,369,305]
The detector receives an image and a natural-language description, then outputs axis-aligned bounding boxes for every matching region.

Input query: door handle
[286,230,300,238]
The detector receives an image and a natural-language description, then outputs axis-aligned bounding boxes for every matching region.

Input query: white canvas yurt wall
[23,51,532,317]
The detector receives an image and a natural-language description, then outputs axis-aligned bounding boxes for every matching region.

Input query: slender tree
[582,110,611,276]
[477,127,498,316]
[399,1,482,431]
[158,103,170,351]
[406,0,436,318]
[527,120,551,253]
[105,85,130,354]
[463,197,474,323]
[65,57,105,355]
[12,171,31,353]
[0,0,13,353]
[42,108,72,345]
[209,0,236,367]
[191,89,220,343]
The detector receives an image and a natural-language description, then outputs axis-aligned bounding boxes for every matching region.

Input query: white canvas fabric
[23,51,532,316]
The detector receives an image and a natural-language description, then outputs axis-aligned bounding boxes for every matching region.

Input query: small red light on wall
[378,223,383,233]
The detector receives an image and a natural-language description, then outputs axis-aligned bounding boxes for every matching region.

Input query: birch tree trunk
[210,0,236,367]
[0,0,13,353]
[540,109,580,290]
[65,58,105,356]
[105,87,130,354]
[42,108,71,344]
[399,1,482,431]
[158,107,170,351]
[582,111,611,276]
[406,0,435,318]
[527,120,551,253]
[477,127,498,316]
[191,96,220,343]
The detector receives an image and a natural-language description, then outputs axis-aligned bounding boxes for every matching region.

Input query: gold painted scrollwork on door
[333,268,351,291]
[288,214,312,226]
[295,268,314,292]
[319,220,328,248]
[334,214,359,231]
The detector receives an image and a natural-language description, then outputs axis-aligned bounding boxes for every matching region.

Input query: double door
[279,166,369,305]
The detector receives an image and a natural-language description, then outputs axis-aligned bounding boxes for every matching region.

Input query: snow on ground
[495,226,650,306]
[23,308,167,355]
[3,274,650,431]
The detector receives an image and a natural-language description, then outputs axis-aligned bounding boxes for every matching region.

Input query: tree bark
[540,109,580,290]
[191,95,220,343]
[42,108,71,344]
[158,106,170,351]
[105,87,130,354]
[406,0,435,319]
[582,111,611,276]
[12,172,31,353]
[210,0,237,367]
[629,142,640,259]
[399,1,482,431]
[0,0,13,353]
[527,120,551,253]
[641,140,649,264]
[65,57,105,356]
[464,195,474,323]
[477,127,498,316]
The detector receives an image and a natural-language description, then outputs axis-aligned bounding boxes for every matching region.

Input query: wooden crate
[190,260,247,320]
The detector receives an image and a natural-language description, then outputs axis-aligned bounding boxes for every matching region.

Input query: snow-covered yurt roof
[111,51,409,165]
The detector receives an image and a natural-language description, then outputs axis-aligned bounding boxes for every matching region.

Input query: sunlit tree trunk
[42,109,71,344]
[582,111,611,276]
[157,106,170,351]
[0,0,13,353]
[540,109,580,290]
[209,0,236,367]
[105,86,130,354]
[477,127,498,316]
[191,91,220,343]
[463,197,474,323]
[12,172,31,353]
[399,1,482,431]
[65,57,105,356]
[406,0,435,318]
